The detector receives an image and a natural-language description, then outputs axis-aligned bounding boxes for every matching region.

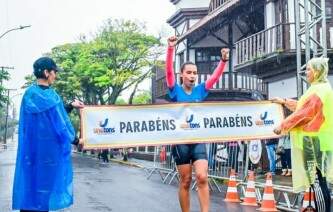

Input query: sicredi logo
[255,111,274,126]
[93,118,115,134]
[180,114,200,129]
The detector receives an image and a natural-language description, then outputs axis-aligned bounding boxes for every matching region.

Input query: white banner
[80,101,284,149]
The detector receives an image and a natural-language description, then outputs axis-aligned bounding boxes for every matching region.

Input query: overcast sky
[0,0,174,108]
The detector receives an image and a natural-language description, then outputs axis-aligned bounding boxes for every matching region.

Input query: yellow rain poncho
[279,57,333,192]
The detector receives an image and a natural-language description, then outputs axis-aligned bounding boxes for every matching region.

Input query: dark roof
[167,7,209,28]
[170,0,181,5]
[177,0,240,42]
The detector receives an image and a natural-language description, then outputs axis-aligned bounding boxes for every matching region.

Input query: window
[195,48,224,73]
[147,146,155,153]
[210,55,221,62]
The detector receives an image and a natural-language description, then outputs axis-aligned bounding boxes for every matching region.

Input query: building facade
[152,0,333,102]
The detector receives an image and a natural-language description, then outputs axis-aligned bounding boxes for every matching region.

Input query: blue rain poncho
[12,84,75,211]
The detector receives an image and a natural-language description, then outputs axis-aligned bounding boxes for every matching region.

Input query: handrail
[235,23,295,66]
[153,72,268,99]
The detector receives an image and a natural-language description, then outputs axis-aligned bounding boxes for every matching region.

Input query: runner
[166,36,229,212]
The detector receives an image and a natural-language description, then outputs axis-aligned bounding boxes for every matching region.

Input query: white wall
[189,19,201,28]
[268,77,297,99]
[176,41,186,53]
[175,45,195,72]
[175,0,210,10]
[175,54,181,73]
[269,76,333,99]
[189,49,195,62]
[265,1,276,52]
[174,18,200,34]
[175,39,187,73]
[176,22,186,36]
[265,1,276,28]
[175,21,186,54]
[328,27,333,48]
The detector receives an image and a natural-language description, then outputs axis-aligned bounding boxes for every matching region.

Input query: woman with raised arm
[166,36,229,212]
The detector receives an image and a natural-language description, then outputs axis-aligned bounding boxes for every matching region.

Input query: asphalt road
[0,142,260,212]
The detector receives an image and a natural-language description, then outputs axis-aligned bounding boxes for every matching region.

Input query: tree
[0,68,10,107]
[0,108,18,142]
[115,97,127,105]
[46,19,162,106]
[132,90,151,104]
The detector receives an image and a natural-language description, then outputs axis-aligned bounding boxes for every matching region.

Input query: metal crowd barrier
[146,141,250,192]
[146,145,177,183]
[145,141,333,211]
[238,181,301,211]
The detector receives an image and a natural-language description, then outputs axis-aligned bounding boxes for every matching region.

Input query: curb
[110,159,144,169]
[73,151,144,169]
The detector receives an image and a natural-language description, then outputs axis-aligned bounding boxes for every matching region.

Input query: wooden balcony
[153,72,268,101]
[208,0,239,13]
[235,23,294,69]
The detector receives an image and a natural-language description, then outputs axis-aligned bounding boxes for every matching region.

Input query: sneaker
[285,169,292,177]
[281,169,287,176]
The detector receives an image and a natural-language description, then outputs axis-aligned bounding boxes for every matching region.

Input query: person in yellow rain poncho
[273,57,332,212]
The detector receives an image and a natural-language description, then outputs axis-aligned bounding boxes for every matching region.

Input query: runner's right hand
[167,36,178,47]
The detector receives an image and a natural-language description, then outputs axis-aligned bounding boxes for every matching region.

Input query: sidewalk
[0,140,18,211]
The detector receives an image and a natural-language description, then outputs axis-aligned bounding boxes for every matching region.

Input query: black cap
[33,57,62,77]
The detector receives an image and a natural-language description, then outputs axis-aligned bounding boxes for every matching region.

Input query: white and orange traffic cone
[241,170,258,206]
[224,169,240,203]
[257,172,278,211]
[301,187,316,212]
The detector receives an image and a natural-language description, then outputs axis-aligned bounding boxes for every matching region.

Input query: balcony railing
[208,0,239,13]
[154,72,268,99]
[235,23,294,66]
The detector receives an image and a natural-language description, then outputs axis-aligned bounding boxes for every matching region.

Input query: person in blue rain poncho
[12,57,84,212]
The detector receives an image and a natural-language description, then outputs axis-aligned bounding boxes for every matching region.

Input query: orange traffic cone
[301,187,316,211]
[257,172,278,211]
[241,170,258,206]
[224,169,240,203]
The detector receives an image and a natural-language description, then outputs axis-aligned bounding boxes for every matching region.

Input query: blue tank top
[168,83,208,103]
